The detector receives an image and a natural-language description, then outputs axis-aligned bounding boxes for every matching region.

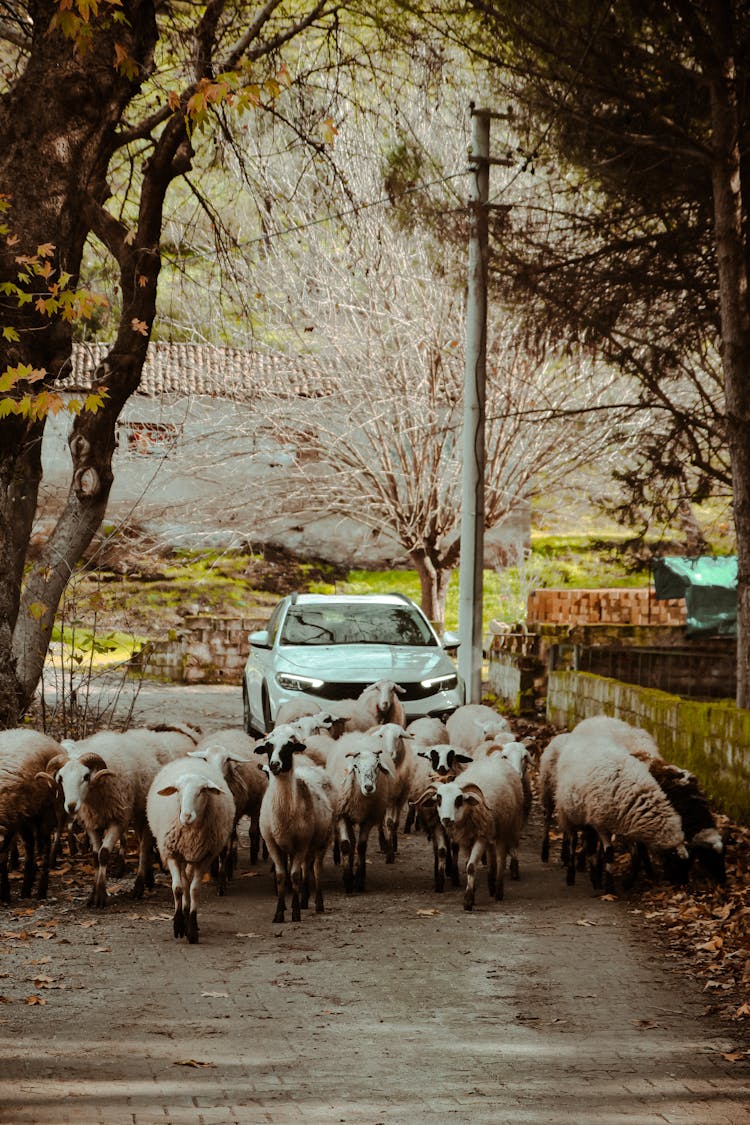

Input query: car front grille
[306,680,446,702]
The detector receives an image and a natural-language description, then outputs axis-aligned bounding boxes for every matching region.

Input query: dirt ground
[1,684,749,1125]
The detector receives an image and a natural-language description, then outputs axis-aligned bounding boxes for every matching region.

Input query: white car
[242,592,464,734]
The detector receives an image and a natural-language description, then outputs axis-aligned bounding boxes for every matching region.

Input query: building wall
[40,392,529,566]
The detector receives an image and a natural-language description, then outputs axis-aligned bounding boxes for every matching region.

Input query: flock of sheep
[0,678,726,944]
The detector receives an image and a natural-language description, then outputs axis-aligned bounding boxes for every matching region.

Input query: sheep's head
[254,733,305,775]
[418,745,472,777]
[56,753,112,815]
[435,780,485,827]
[156,773,226,826]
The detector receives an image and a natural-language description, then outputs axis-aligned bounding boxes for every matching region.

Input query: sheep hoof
[88,885,109,908]
[132,874,145,900]
[510,858,520,881]
[173,912,185,939]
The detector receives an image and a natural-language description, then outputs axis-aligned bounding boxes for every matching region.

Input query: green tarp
[652,556,737,637]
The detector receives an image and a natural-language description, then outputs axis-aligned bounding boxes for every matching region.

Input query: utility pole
[458,105,510,703]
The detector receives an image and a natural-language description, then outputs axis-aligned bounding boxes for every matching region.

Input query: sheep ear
[157,785,179,796]
[254,744,270,756]
[395,684,406,695]
[455,752,473,764]
[201,782,225,795]
[188,749,209,759]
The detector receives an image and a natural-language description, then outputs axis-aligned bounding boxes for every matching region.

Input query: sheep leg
[249,820,261,865]
[565,829,578,886]
[91,823,126,907]
[289,859,303,922]
[601,839,616,894]
[354,826,370,892]
[166,857,186,939]
[0,835,12,903]
[449,840,460,887]
[464,839,485,911]
[34,823,53,900]
[19,824,37,898]
[339,823,355,894]
[312,848,325,913]
[265,841,287,923]
[185,862,202,943]
[494,842,507,902]
[509,844,520,881]
[132,826,154,900]
[433,833,446,893]
[299,858,310,911]
[403,804,416,834]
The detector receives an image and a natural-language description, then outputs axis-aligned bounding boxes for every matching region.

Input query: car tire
[242,683,255,736]
[261,684,273,733]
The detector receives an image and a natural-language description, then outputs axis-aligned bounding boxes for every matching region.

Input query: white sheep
[337,680,406,732]
[325,731,396,892]
[406,716,450,748]
[146,757,235,943]
[538,732,570,864]
[365,723,416,860]
[553,733,688,894]
[426,754,524,910]
[189,729,269,879]
[571,715,660,758]
[253,727,335,923]
[48,728,185,907]
[0,729,63,903]
[274,698,322,726]
[446,704,511,753]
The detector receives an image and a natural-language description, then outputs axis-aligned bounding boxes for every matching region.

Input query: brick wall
[526,587,685,627]
[139,613,268,684]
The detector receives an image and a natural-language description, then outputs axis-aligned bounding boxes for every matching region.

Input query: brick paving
[0,687,748,1125]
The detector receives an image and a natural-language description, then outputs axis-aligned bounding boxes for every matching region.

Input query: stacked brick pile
[526,588,685,627]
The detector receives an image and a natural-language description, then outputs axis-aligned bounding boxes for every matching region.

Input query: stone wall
[138,614,267,684]
[546,670,750,824]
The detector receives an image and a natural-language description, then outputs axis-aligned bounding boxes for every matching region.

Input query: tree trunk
[708,12,750,708]
[410,548,452,632]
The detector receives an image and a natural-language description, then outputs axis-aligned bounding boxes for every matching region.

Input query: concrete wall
[546,670,750,824]
[137,613,267,685]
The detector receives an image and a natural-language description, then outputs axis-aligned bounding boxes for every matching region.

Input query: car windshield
[280,603,437,647]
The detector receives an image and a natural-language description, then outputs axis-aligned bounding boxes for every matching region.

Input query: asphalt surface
[0,684,748,1125]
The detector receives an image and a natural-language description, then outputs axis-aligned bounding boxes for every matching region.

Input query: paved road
[1,686,748,1125]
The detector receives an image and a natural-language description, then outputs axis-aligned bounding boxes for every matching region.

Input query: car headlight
[419,673,458,691]
[276,672,325,692]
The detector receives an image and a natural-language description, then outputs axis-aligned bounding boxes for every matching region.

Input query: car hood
[277,644,453,683]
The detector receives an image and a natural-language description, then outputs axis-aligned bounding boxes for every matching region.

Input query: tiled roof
[70,342,337,400]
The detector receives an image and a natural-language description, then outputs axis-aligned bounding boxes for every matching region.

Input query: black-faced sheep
[254,727,335,923]
[146,757,235,943]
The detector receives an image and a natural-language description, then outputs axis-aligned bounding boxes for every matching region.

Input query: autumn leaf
[24,995,47,1005]
[721,1051,747,1063]
[201,991,229,999]
[320,116,338,146]
[174,1059,216,1068]
[416,908,441,916]
[131,318,148,336]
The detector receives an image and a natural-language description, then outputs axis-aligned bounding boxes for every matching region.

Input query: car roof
[287,593,416,607]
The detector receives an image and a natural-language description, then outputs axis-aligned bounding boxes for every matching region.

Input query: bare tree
[248,202,631,626]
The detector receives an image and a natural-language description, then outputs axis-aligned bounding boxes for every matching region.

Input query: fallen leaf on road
[721,1051,747,1063]
[416,908,441,917]
[733,1003,750,1019]
[30,931,55,940]
[235,932,260,938]
[174,1059,216,1068]
[94,947,111,954]
[24,995,46,1005]
[79,920,98,929]
[201,991,229,999]
[575,919,597,927]
[0,996,12,1004]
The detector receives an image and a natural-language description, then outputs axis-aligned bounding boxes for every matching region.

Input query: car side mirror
[441,631,460,651]
[249,629,271,649]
